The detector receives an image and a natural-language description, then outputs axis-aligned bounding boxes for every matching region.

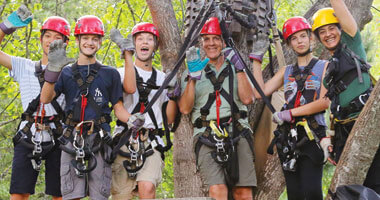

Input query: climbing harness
[58,62,113,177]
[13,61,64,171]
[267,59,326,171]
[112,67,181,177]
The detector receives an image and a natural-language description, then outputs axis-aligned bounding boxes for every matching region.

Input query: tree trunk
[146,0,207,198]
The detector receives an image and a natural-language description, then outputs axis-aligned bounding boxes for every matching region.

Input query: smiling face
[41,30,65,56]
[201,34,224,61]
[317,24,341,52]
[289,30,312,55]
[134,32,156,62]
[76,34,102,58]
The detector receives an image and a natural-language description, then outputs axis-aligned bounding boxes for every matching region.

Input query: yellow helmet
[311,7,339,31]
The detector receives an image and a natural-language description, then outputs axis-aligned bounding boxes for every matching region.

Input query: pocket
[100,164,112,197]
[60,164,74,195]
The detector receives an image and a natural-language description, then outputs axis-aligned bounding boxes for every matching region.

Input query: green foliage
[0,0,186,199]
[0,0,379,199]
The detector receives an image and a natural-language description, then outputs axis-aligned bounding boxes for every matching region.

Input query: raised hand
[223,47,244,72]
[110,28,134,57]
[249,32,270,63]
[186,46,209,80]
[0,5,33,34]
[44,40,75,83]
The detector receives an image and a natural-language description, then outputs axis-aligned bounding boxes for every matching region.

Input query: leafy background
[0,0,379,199]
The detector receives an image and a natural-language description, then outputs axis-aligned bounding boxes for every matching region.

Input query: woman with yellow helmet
[312,0,379,194]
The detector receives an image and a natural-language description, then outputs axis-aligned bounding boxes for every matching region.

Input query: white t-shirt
[117,66,169,129]
[10,56,65,141]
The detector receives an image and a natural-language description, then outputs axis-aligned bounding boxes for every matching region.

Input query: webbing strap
[142,1,215,114]
[286,58,318,109]
[132,68,159,129]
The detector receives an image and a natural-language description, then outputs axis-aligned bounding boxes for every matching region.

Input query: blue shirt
[55,62,123,131]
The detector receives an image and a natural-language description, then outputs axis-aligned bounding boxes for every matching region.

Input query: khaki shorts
[60,143,112,200]
[197,135,257,188]
[111,147,164,200]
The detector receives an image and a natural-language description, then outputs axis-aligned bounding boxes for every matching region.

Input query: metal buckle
[75,120,94,135]
[358,94,367,105]
[31,131,43,155]
[282,158,296,172]
[31,159,42,171]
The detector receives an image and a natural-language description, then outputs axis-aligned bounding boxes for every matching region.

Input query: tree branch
[0,0,7,16]
[0,118,19,127]
[25,17,33,59]
[0,92,20,118]
[101,1,124,63]
[0,164,12,180]
[126,0,136,24]
[138,6,148,22]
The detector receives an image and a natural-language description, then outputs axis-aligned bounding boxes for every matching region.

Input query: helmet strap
[296,47,312,57]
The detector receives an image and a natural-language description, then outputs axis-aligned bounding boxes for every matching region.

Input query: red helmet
[74,15,104,36]
[41,16,70,39]
[282,16,312,40]
[200,17,222,36]
[132,22,159,39]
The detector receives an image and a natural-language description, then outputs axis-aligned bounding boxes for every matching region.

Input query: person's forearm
[123,51,136,94]
[0,29,12,70]
[291,98,330,117]
[178,79,196,114]
[237,72,255,105]
[40,82,57,104]
[166,100,178,124]
[114,101,132,123]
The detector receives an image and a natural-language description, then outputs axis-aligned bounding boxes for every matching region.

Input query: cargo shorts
[196,134,257,188]
[60,142,112,200]
[111,146,164,200]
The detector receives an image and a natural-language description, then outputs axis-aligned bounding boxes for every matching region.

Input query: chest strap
[285,58,318,109]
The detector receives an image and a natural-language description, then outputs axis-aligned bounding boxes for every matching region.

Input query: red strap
[215,90,221,126]
[294,91,302,108]
[140,102,145,113]
[40,103,45,124]
[80,94,87,136]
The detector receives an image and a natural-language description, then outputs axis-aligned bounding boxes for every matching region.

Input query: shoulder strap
[285,58,318,109]
[133,67,159,129]
[71,61,103,119]
[292,58,318,91]
[24,61,63,115]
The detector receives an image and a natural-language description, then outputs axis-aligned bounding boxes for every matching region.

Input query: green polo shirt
[181,61,251,137]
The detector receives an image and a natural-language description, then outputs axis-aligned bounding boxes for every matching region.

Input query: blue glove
[186,46,209,80]
[223,47,245,71]
[0,5,33,35]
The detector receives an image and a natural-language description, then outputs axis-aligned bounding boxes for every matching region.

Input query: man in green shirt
[178,17,256,200]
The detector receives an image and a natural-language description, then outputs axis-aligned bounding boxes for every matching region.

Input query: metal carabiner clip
[73,131,85,150]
